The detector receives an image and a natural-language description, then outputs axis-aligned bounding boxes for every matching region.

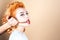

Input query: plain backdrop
[0,0,60,40]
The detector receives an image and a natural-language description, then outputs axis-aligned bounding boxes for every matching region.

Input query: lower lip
[26,19,30,24]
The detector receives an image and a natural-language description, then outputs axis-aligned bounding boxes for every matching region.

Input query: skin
[12,8,30,32]
[0,18,18,34]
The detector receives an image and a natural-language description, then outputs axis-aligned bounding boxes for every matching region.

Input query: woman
[2,1,30,40]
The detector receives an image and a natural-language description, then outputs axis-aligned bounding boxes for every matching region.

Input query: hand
[7,17,18,26]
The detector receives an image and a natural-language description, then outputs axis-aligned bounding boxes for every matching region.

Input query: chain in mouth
[18,19,30,24]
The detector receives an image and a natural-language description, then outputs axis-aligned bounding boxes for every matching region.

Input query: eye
[26,12,28,15]
[20,14,24,16]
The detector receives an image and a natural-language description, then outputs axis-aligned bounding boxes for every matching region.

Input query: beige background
[0,0,60,40]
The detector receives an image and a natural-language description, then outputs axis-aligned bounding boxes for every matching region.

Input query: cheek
[16,14,27,22]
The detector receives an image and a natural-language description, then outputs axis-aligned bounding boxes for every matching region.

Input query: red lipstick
[26,19,30,24]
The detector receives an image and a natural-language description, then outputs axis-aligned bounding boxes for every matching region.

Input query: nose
[24,15,29,20]
[25,14,29,18]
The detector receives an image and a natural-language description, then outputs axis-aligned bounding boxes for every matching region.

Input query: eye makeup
[20,11,28,16]
[20,13,24,16]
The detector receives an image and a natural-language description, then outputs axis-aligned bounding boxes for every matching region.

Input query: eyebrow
[19,10,28,14]
[20,12,24,13]
[20,11,28,13]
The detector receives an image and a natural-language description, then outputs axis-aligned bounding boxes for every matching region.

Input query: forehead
[15,8,27,12]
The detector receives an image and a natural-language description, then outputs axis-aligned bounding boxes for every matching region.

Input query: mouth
[19,19,30,24]
[26,19,30,24]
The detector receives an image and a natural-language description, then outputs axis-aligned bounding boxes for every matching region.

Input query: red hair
[2,1,25,34]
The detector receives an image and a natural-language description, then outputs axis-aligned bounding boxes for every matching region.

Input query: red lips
[26,19,30,24]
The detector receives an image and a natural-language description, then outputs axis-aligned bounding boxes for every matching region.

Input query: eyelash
[20,12,28,16]
[20,14,24,16]
[26,13,28,15]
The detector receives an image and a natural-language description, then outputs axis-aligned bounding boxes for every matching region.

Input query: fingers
[8,17,18,26]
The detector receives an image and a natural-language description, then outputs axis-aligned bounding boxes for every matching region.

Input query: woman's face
[14,8,30,26]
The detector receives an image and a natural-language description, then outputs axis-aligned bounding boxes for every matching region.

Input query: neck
[16,24,25,32]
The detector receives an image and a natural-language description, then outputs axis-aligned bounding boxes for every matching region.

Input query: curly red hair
[2,1,25,34]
